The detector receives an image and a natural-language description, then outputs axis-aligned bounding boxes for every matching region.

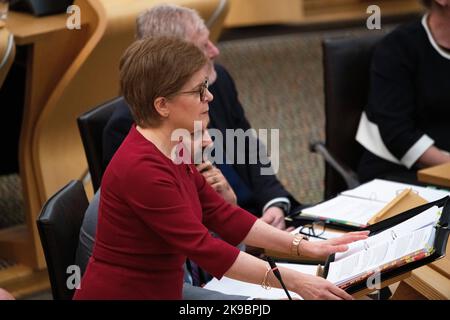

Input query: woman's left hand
[300,231,370,260]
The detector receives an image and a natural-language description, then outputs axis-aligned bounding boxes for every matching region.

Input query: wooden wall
[225,0,423,27]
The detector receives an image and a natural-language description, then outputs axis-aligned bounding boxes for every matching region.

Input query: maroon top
[74,126,257,299]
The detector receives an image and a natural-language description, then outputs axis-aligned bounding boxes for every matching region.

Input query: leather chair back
[37,180,88,300]
[77,97,125,192]
[322,35,382,198]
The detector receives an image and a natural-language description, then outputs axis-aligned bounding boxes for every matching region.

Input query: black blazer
[102,64,299,216]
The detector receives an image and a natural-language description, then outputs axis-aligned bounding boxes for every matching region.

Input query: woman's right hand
[196,161,237,205]
[294,273,353,300]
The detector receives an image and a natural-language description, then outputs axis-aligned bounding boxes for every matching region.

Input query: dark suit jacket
[103,64,299,216]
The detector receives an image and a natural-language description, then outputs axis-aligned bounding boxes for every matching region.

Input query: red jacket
[74,126,256,299]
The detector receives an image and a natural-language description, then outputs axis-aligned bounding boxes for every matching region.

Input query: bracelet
[291,235,307,257]
[261,266,272,290]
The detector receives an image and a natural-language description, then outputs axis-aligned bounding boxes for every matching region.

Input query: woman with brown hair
[74,37,368,300]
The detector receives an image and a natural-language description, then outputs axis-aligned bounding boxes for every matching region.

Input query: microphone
[266,257,292,300]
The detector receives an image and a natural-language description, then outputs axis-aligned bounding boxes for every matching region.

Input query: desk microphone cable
[266,256,292,300]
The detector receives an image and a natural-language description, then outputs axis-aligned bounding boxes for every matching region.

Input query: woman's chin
[200,113,210,122]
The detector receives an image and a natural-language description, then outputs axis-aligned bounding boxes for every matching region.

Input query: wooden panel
[431,255,450,279]
[0,264,33,284]
[0,265,50,299]
[226,0,304,27]
[17,0,96,269]
[429,236,450,279]
[404,266,450,300]
[304,0,362,11]
[418,163,450,188]
[225,0,423,27]
[352,272,411,299]
[302,0,423,25]
[0,226,35,267]
[391,281,427,299]
[5,12,68,45]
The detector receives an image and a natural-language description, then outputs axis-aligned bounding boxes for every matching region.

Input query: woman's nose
[204,87,213,102]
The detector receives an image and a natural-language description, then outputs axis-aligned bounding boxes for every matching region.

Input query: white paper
[301,195,386,226]
[334,206,440,261]
[342,179,449,203]
[204,263,318,300]
[327,225,435,285]
[388,205,441,237]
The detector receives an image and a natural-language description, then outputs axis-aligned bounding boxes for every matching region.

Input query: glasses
[297,221,326,240]
[178,78,209,102]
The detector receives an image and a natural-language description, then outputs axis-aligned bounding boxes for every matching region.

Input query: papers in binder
[300,179,449,228]
[325,206,441,288]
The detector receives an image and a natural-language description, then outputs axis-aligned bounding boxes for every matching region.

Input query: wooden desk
[5,12,69,45]
[415,162,450,299]
[418,163,450,189]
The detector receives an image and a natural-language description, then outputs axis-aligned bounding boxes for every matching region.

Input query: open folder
[318,196,450,295]
[294,179,449,230]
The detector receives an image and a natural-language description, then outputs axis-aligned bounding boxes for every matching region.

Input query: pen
[266,257,292,300]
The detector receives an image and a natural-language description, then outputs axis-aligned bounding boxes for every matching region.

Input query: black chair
[310,35,383,199]
[77,96,125,192]
[37,180,88,300]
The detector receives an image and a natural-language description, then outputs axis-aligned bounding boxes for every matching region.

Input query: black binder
[320,196,450,294]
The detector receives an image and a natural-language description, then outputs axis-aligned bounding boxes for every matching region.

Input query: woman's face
[166,64,213,134]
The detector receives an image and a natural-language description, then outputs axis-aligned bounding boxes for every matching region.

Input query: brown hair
[119,37,207,127]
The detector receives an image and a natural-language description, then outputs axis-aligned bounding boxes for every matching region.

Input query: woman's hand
[196,161,237,205]
[300,231,369,260]
[293,273,353,300]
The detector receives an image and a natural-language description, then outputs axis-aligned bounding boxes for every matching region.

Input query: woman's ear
[154,97,170,118]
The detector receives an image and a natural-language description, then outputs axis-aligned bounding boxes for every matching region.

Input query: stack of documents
[300,179,449,228]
